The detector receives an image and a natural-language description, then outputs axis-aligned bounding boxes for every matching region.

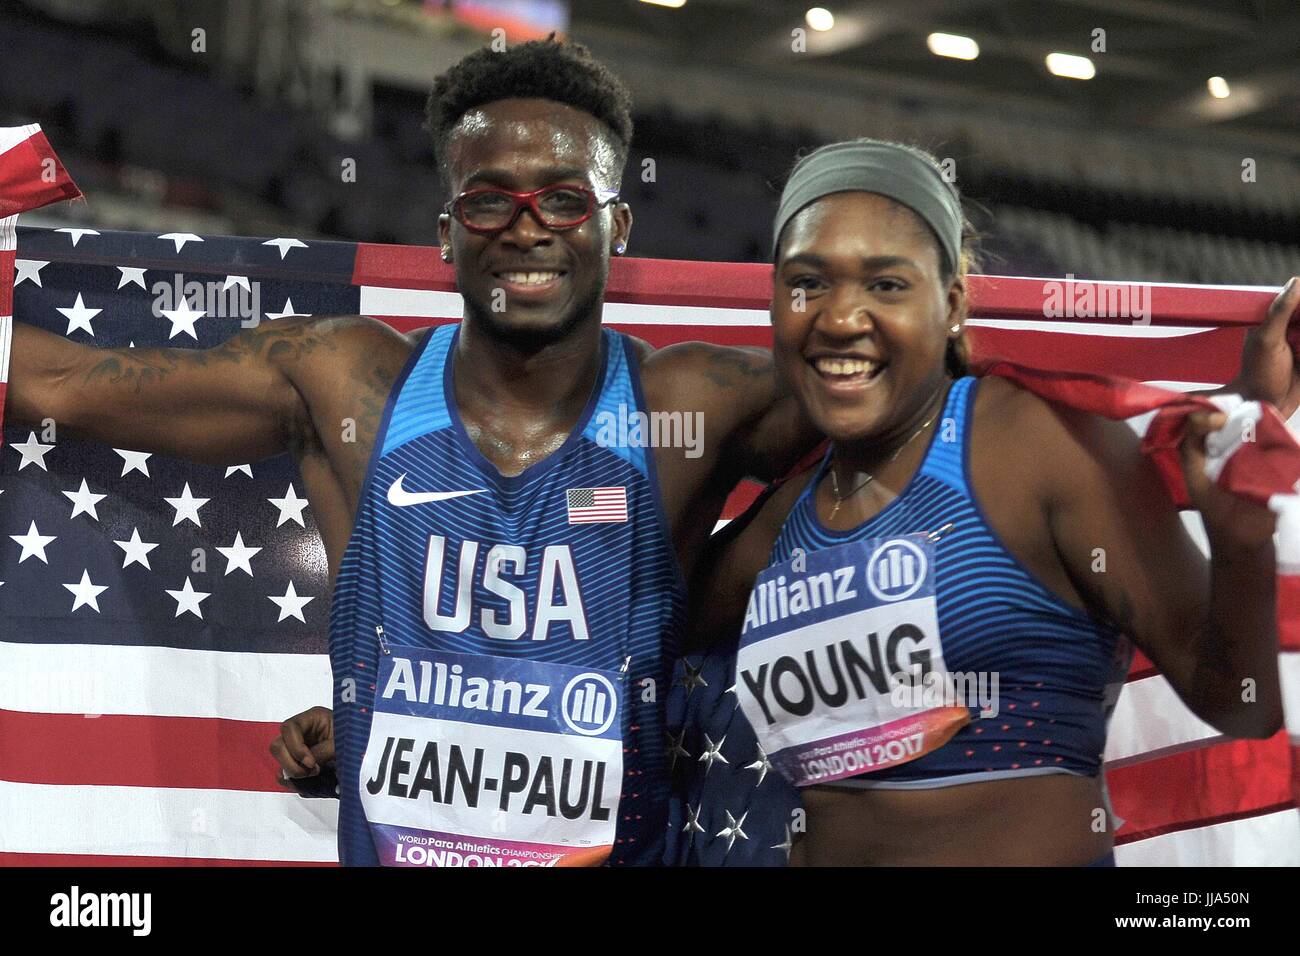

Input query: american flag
[1,125,1297,865]
[566,486,628,524]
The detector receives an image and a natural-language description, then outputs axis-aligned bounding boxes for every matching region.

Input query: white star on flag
[715,810,749,853]
[114,528,159,570]
[223,275,251,291]
[745,744,774,787]
[158,232,203,253]
[164,483,210,526]
[55,227,99,247]
[57,293,102,336]
[262,237,307,259]
[117,266,148,290]
[10,521,57,564]
[63,570,108,613]
[225,464,253,478]
[11,432,55,471]
[114,448,152,477]
[771,824,793,859]
[684,804,705,836]
[679,660,708,693]
[165,577,211,618]
[217,532,261,577]
[62,478,107,520]
[14,259,48,286]
[160,297,206,340]
[698,734,729,774]
[264,297,309,321]
[667,727,691,769]
[268,484,309,527]
[269,580,315,622]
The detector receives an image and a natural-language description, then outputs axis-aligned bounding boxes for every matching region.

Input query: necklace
[826,408,941,520]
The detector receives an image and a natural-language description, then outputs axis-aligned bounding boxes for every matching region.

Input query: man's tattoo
[702,348,772,389]
[81,318,339,394]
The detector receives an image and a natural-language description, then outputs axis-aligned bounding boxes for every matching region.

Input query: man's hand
[270,706,335,788]
[1228,277,1300,419]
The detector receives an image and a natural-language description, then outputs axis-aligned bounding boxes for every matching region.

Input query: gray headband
[772,139,963,271]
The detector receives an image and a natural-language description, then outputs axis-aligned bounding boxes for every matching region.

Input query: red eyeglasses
[445,184,620,234]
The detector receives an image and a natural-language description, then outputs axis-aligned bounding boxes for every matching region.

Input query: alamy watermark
[889,667,1000,718]
[151,273,262,329]
[1042,273,1151,326]
[593,403,704,459]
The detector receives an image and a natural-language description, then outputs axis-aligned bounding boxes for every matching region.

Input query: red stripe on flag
[970,275,1278,328]
[1280,577,1300,652]
[968,326,1242,386]
[0,127,81,219]
[0,709,287,793]
[721,480,765,521]
[0,248,14,317]
[1107,734,1296,843]
[1114,801,1297,847]
[351,248,1284,328]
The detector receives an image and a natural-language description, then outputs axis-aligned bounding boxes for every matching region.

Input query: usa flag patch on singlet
[566,487,628,524]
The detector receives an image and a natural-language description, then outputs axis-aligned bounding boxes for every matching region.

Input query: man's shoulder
[272,314,419,361]
[636,339,775,408]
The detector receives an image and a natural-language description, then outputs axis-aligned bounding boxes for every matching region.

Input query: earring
[615,242,626,255]
[950,324,960,333]
[440,247,452,263]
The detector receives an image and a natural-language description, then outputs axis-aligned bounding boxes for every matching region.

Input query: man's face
[439,98,632,345]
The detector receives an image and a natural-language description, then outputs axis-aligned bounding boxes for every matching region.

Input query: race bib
[736,535,970,787]
[360,645,624,867]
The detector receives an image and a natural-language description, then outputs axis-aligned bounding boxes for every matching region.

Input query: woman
[687,138,1287,866]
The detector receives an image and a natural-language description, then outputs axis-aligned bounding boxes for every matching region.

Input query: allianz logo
[743,538,931,633]
[381,657,617,735]
[865,538,928,602]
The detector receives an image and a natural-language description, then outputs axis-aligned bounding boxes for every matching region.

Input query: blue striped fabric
[768,375,1131,785]
[331,325,685,865]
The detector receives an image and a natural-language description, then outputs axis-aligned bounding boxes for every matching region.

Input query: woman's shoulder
[968,372,1148,500]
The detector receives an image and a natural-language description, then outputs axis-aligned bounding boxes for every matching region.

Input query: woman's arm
[1039,398,1281,739]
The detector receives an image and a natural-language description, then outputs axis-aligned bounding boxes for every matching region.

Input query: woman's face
[772,191,962,444]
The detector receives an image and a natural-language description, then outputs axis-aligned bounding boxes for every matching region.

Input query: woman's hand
[1179,408,1277,550]
[1227,277,1300,419]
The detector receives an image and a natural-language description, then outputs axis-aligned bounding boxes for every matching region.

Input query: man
[8,39,809,867]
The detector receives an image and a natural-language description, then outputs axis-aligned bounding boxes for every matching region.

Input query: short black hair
[426,37,634,183]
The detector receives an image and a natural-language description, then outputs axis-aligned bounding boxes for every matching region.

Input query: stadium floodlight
[1045,52,1096,80]
[806,7,835,32]
[926,32,979,61]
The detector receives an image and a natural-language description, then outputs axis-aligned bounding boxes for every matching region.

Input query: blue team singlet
[329,324,685,867]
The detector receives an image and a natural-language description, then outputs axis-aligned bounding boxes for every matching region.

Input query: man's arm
[642,342,821,485]
[7,315,377,466]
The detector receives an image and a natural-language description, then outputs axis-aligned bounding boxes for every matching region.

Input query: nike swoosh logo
[386,474,487,507]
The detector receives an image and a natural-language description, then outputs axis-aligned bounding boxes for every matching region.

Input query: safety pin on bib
[375,625,392,656]
[925,523,955,543]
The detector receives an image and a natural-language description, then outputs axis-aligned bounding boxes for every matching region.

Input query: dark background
[1,0,1297,284]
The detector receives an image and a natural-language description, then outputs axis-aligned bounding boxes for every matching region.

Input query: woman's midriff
[789,772,1113,866]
